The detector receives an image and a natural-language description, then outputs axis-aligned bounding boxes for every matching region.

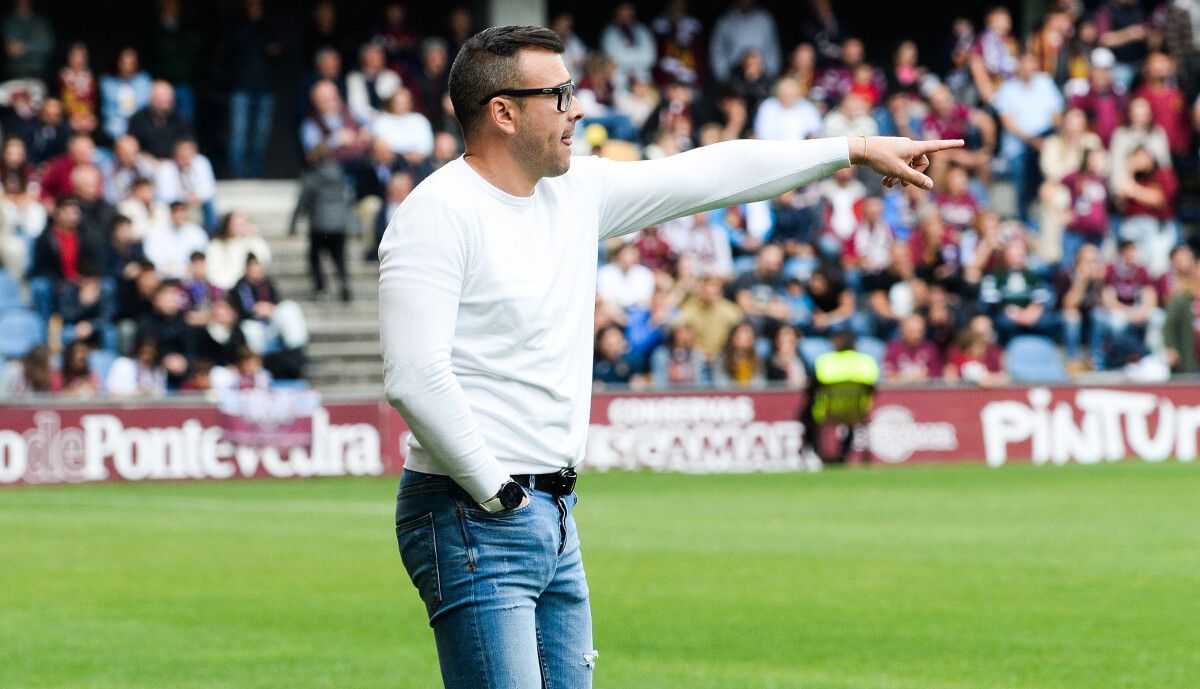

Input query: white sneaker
[801,449,823,472]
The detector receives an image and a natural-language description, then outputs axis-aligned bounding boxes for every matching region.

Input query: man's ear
[487,98,519,136]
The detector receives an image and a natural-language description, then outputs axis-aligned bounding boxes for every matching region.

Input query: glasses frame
[478,81,574,113]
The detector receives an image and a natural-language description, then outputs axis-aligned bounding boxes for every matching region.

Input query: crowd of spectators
[0,0,316,399]
[578,0,1200,390]
[3,0,1200,398]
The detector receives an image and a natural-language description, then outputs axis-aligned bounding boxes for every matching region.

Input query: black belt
[511,467,577,496]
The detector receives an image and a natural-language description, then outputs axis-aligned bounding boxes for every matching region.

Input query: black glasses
[478,81,574,112]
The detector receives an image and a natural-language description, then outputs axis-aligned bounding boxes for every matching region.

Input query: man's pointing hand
[849,136,965,191]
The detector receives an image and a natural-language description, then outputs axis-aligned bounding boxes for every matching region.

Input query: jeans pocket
[396,512,442,619]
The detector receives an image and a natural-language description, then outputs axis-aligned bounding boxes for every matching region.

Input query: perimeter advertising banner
[1,383,1196,485]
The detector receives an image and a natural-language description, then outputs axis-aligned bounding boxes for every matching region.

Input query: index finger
[916,138,966,154]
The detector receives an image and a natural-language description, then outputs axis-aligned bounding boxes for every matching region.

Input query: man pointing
[380,25,961,689]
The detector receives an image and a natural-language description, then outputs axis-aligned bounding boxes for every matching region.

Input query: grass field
[1,462,1198,689]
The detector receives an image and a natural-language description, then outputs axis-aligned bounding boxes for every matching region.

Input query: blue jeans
[395,469,595,689]
[228,90,275,178]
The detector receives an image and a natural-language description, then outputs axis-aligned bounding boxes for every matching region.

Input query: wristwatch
[479,480,526,513]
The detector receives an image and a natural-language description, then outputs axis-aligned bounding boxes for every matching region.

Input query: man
[883,313,941,383]
[144,200,207,280]
[154,138,217,231]
[799,327,880,465]
[127,80,191,160]
[379,25,959,689]
[992,52,1063,224]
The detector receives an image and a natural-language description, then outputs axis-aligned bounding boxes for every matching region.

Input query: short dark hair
[448,25,564,138]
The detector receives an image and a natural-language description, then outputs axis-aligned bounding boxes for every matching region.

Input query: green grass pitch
[1,462,1197,689]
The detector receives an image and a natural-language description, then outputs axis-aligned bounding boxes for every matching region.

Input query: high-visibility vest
[811,350,879,424]
[814,350,880,386]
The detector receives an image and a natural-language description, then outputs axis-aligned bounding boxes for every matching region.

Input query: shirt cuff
[453,447,513,504]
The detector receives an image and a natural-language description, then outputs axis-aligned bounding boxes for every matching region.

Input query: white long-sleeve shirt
[378,137,850,502]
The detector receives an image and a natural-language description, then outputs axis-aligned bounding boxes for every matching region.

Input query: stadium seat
[754,336,772,360]
[798,337,832,366]
[0,308,45,358]
[0,270,22,312]
[855,336,887,368]
[1006,335,1068,383]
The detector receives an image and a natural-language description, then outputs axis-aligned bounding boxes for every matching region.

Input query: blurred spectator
[181,251,221,323]
[154,138,216,231]
[27,197,91,319]
[211,345,273,392]
[883,313,941,383]
[30,97,68,163]
[821,93,878,139]
[550,13,588,82]
[979,240,1059,344]
[651,0,704,87]
[1057,243,1106,367]
[55,341,99,397]
[347,41,402,121]
[300,80,370,164]
[1132,52,1191,159]
[614,78,661,134]
[993,53,1063,223]
[40,134,97,202]
[373,2,420,73]
[812,38,886,109]
[1113,146,1178,276]
[922,84,996,183]
[753,76,820,141]
[934,165,980,236]
[1157,244,1195,309]
[851,196,893,275]
[368,170,413,261]
[918,284,964,353]
[115,258,158,324]
[206,211,270,291]
[72,166,116,246]
[943,315,1009,387]
[601,2,656,92]
[806,266,856,335]
[99,47,152,141]
[135,283,193,387]
[444,7,473,59]
[651,322,710,387]
[57,42,95,118]
[712,321,763,388]
[117,177,166,240]
[709,0,780,82]
[148,0,200,123]
[677,274,742,359]
[727,243,785,325]
[104,215,145,283]
[631,225,675,273]
[968,6,1018,103]
[1059,147,1111,265]
[2,0,54,81]
[104,333,168,397]
[764,323,805,388]
[128,81,191,160]
[624,286,676,373]
[1158,0,1200,97]
[304,0,354,67]
[227,0,282,179]
[1067,48,1128,146]
[0,344,52,397]
[1094,240,1157,369]
[0,83,42,149]
[407,38,451,130]
[725,50,772,122]
[864,243,919,338]
[144,200,206,280]
[370,88,434,157]
[598,242,656,311]
[817,166,866,260]
[639,80,692,146]
[1029,9,1074,83]
[1037,107,1101,263]
[191,296,247,367]
[660,211,733,278]
[1163,245,1200,374]
[1109,97,1172,185]
[782,42,816,96]
[1095,0,1148,90]
[592,324,636,386]
[289,146,355,301]
[58,261,116,351]
[102,135,155,205]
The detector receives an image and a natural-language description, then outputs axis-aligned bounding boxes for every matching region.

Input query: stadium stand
[1,0,1199,400]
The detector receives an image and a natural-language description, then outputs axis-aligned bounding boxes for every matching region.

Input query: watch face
[499,482,525,510]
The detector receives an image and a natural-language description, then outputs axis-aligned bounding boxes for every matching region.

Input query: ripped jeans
[395,469,595,689]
